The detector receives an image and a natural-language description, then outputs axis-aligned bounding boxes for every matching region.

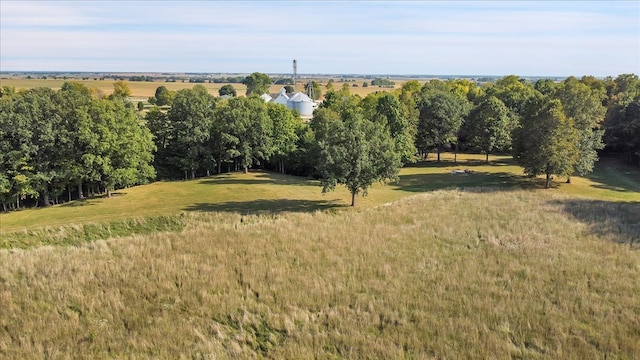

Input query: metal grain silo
[287,92,314,116]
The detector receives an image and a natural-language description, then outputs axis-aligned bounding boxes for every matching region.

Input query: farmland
[1,155,639,358]
[0,76,404,99]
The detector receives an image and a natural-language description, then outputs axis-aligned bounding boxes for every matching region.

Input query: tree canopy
[313,93,401,206]
[513,96,578,188]
[242,72,272,96]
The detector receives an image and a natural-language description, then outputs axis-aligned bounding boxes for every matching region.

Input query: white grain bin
[287,92,314,116]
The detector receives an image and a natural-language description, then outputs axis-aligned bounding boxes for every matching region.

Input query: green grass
[1,154,637,237]
[1,189,638,358]
[1,153,639,358]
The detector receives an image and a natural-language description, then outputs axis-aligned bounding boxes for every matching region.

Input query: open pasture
[1,154,639,358]
[1,182,639,358]
[1,154,637,245]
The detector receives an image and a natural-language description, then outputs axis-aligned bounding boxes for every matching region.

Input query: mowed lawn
[1,154,638,234]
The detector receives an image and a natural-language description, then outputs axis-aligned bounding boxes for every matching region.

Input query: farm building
[263,88,319,118]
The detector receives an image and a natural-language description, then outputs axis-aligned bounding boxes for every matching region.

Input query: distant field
[0,77,403,98]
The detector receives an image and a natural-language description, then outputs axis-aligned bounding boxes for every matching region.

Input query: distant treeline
[128,75,154,82]
[1,73,638,210]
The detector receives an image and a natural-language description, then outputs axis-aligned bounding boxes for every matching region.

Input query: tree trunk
[107,188,112,198]
[545,173,551,189]
[566,176,571,184]
[191,167,195,180]
[2,202,6,212]
[68,185,72,202]
[78,183,84,199]
[437,147,441,162]
[454,143,458,164]
[486,153,489,163]
[217,157,222,174]
[244,166,249,174]
[184,170,187,180]
[351,191,356,207]
[43,189,50,207]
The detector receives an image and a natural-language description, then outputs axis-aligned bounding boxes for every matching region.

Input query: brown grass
[1,190,638,358]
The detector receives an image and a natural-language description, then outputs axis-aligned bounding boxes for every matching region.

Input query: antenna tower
[292,59,297,92]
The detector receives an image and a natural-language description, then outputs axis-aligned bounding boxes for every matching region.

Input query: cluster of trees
[146,85,299,180]
[128,75,154,82]
[371,78,396,87]
[1,73,638,210]
[0,83,155,211]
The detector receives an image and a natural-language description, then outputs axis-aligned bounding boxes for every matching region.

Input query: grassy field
[0,77,400,99]
[1,154,639,358]
[1,154,637,235]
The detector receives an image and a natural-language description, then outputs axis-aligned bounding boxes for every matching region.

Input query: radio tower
[292,59,297,92]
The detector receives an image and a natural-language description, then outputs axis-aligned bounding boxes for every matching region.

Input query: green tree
[168,85,216,179]
[513,96,579,188]
[86,98,155,197]
[56,82,96,199]
[315,109,400,206]
[112,80,131,98]
[267,102,299,174]
[326,79,335,92]
[153,85,174,106]
[604,98,640,166]
[145,106,175,178]
[242,72,272,96]
[0,87,67,207]
[417,91,470,161]
[464,96,512,162]
[217,96,273,173]
[554,78,606,180]
[485,75,537,123]
[219,84,237,97]
[534,78,559,96]
[371,93,416,164]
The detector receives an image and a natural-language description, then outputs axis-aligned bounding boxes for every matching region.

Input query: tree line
[0,73,638,210]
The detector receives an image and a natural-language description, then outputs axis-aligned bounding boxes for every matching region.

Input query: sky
[1,1,639,77]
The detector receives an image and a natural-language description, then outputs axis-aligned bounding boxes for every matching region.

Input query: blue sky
[1,1,638,77]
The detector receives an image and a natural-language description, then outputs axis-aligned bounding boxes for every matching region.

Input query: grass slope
[1,155,638,236]
[1,189,638,358]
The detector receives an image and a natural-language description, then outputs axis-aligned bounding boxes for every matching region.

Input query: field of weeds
[1,155,639,358]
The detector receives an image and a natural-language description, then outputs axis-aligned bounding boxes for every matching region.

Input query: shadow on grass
[392,170,535,193]
[408,156,517,168]
[551,199,640,248]
[183,198,347,215]
[196,172,313,186]
[584,157,640,194]
[58,192,126,207]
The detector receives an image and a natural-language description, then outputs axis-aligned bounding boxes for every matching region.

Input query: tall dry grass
[1,190,639,358]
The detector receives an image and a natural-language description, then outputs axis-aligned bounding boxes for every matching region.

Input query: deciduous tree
[219,84,237,97]
[513,96,579,188]
[465,96,512,162]
[315,109,400,206]
[242,72,272,96]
